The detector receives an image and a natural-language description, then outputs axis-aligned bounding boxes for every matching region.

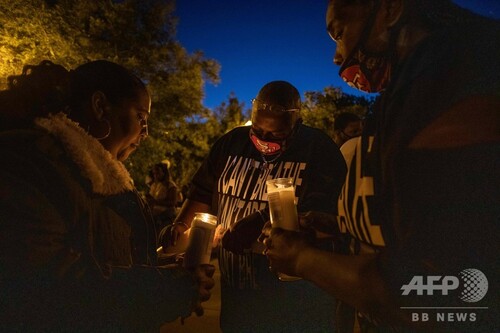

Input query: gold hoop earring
[95,119,111,140]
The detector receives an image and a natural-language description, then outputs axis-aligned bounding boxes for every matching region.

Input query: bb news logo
[400,269,489,323]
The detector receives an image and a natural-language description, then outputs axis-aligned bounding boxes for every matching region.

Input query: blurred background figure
[333,112,363,147]
[147,162,183,229]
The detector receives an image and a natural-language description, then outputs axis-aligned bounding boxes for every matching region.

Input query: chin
[117,149,134,162]
[117,154,128,162]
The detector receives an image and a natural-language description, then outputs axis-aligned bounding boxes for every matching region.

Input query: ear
[383,0,404,28]
[90,91,109,121]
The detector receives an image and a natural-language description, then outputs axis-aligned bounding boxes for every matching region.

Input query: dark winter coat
[0,113,197,332]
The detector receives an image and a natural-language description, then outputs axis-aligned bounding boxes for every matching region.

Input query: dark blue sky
[175,0,499,110]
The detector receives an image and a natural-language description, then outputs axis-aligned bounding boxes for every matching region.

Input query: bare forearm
[296,247,404,323]
[174,199,211,227]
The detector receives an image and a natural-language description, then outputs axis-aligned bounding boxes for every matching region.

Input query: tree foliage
[161,93,250,188]
[0,0,374,192]
[213,92,250,134]
[0,0,220,190]
[0,0,85,85]
[301,86,374,139]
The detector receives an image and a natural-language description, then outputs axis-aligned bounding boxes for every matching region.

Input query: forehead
[326,0,346,28]
[326,1,367,29]
[256,83,300,109]
[130,88,151,113]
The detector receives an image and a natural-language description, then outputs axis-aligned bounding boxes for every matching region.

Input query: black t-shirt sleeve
[297,128,347,214]
[188,150,218,205]
[188,130,237,205]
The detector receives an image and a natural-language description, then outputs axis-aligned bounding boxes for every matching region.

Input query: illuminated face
[103,88,151,161]
[251,110,294,141]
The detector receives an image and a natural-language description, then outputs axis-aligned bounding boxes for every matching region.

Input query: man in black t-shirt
[263,1,499,332]
[162,81,347,332]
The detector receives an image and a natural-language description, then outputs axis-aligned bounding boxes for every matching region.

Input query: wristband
[174,221,189,229]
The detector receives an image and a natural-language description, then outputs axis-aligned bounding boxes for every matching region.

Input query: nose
[333,49,343,66]
[259,131,275,141]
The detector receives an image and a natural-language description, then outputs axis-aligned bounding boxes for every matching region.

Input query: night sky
[175,0,500,110]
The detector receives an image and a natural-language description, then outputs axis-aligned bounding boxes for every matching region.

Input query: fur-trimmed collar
[35,112,134,195]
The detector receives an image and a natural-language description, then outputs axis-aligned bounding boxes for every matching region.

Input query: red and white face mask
[249,99,301,155]
[249,131,284,155]
[339,49,392,93]
[249,122,302,156]
[336,0,395,93]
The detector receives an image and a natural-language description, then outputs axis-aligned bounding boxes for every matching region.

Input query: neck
[395,24,430,62]
[259,152,282,171]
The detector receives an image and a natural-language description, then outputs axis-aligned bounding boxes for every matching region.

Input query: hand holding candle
[266,178,301,281]
[183,213,218,268]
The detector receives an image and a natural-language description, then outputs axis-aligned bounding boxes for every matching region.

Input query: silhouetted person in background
[147,162,182,229]
[333,112,363,147]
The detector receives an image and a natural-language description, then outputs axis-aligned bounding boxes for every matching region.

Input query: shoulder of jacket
[0,128,65,161]
[298,124,335,143]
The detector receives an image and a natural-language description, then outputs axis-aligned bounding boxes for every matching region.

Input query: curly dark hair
[0,60,146,130]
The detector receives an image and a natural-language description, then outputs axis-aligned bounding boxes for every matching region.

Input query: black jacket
[0,113,197,332]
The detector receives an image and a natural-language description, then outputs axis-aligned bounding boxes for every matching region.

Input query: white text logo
[401,269,488,302]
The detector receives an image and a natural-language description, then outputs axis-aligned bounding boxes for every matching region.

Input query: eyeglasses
[251,98,300,113]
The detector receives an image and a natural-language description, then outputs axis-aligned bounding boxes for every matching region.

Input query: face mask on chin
[339,47,392,93]
[338,1,395,93]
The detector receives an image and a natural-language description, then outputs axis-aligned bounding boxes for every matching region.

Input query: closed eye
[252,127,287,140]
[328,29,342,41]
[327,20,343,42]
